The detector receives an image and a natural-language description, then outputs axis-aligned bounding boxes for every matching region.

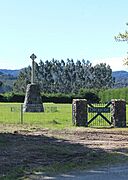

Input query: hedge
[0,92,100,103]
[99,87,128,103]
[1,87,128,103]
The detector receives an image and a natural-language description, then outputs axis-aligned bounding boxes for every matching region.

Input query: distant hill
[0,69,20,77]
[112,70,128,88]
[112,70,128,79]
[0,69,21,93]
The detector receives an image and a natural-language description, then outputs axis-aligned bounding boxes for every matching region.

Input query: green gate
[87,102,112,126]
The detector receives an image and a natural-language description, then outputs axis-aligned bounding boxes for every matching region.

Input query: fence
[0,103,72,128]
[87,102,112,127]
[72,99,127,127]
[0,102,128,127]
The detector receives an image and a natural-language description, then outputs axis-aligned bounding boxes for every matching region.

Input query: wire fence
[0,103,72,128]
[0,103,127,127]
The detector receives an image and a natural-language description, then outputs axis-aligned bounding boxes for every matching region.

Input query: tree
[0,81,3,87]
[92,63,114,89]
[13,58,114,94]
[13,67,31,93]
[115,23,128,65]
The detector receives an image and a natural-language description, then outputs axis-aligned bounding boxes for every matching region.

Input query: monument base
[23,83,44,112]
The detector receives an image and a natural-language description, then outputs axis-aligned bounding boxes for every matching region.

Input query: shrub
[0,94,7,102]
[0,91,100,103]
[2,93,25,103]
[98,87,128,103]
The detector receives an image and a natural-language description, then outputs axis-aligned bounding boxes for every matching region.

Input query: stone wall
[72,99,87,126]
[111,99,126,127]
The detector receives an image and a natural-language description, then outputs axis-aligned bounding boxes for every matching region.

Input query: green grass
[0,103,72,129]
[23,103,72,129]
[0,103,21,124]
[0,102,128,128]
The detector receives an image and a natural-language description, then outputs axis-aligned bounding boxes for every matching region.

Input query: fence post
[111,99,126,127]
[72,99,88,126]
[20,104,23,124]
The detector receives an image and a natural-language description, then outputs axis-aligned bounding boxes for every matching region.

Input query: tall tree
[13,67,31,93]
[93,63,114,89]
[13,59,114,94]
[0,81,3,87]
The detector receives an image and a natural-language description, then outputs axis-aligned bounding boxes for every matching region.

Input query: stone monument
[23,53,44,112]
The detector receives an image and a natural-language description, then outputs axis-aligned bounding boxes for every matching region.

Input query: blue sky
[0,0,128,71]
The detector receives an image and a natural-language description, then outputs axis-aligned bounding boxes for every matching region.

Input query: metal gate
[87,102,112,127]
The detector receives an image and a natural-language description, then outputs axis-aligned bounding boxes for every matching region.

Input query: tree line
[13,58,114,94]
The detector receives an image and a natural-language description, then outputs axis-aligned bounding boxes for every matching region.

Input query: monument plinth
[23,54,44,112]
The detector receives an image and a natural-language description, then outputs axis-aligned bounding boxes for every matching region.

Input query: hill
[0,69,20,93]
[112,71,128,88]
[112,70,128,78]
[0,69,20,77]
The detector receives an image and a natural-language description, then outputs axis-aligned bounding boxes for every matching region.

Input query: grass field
[0,103,73,129]
[0,102,127,128]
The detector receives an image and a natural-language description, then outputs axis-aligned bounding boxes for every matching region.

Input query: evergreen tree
[13,59,114,94]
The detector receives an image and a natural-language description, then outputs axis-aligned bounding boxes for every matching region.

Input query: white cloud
[93,57,128,71]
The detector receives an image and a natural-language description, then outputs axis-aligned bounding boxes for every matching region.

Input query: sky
[0,0,128,71]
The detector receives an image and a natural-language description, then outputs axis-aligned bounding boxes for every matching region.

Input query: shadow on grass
[0,131,128,179]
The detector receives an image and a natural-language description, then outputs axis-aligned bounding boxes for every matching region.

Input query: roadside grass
[0,167,25,180]
[2,141,128,180]
[33,152,128,175]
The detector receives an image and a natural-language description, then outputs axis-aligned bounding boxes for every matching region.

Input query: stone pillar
[111,99,126,127]
[72,99,88,126]
[23,84,44,112]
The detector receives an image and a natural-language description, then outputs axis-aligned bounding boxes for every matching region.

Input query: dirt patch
[22,127,128,151]
[0,126,128,178]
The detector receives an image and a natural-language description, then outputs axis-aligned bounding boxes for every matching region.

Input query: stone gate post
[72,99,88,126]
[111,99,126,128]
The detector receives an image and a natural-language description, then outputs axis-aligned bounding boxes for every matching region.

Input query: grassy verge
[36,152,128,174]
[2,145,128,180]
